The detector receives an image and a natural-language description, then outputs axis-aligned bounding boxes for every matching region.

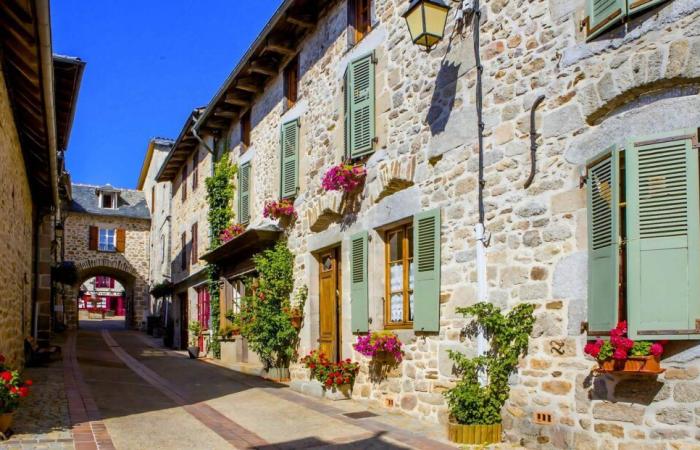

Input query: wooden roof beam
[235,80,262,94]
[264,38,295,56]
[214,109,235,119]
[249,61,278,77]
[286,14,314,28]
[224,93,251,107]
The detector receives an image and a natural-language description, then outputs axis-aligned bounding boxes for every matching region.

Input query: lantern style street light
[402,0,451,51]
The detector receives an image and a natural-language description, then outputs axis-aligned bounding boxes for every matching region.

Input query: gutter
[36,0,59,207]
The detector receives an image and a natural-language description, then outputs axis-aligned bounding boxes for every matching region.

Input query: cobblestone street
[1,320,459,450]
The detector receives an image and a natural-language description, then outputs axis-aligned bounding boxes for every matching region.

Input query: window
[98,228,117,252]
[181,163,188,202]
[95,276,113,289]
[181,232,187,271]
[191,222,198,265]
[345,53,376,159]
[241,111,251,150]
[192,151,199,191]
[100,193,116,209]
[586,128,700,340]
[585,0,669,40]
[385,224,414,327]
[284,56,299,109]
[222,279,247,328]
[349,0,372,44]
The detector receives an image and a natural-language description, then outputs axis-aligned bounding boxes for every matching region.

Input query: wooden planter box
[447,422,502,445]
[597,356,663,374]
[0,412,13,437]
[264,367,290,382]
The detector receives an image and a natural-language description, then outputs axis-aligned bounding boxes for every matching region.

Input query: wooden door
[319,248,341,362]
[179,293,188,350]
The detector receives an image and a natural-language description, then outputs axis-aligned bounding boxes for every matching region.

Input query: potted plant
[353,331,404,364]
[150,281,173,299]
[584,321,665,374]
[0,354,32,437]
[219,323,241,340]
[301,350,360,400]
[445,303,535,445]
[219,224,245,244]
[187,321,201,359]
[321,163,366,193]
[263,199,297,226]
[284,286,308,330]
[51,261,78,286]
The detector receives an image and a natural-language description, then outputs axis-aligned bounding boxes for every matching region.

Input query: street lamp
[402,0,450,51]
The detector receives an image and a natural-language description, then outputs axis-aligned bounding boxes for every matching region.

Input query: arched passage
[63,257,148,330]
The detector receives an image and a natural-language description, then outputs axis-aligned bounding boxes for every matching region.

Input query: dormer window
[96,185,120,209]
[101,193,115,209]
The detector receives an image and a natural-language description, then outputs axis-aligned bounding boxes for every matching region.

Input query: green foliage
[204,155,237,359]
[630,341,652,356]
[445,302,535,425]
[187,321,201,347]
[598,341,614,360]
[149,280,173,299]
[239,240,298,369]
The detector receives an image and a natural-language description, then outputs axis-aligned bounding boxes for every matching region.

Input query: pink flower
[584,342,601,358]
[650,343,664,357]
[613,348,628,360]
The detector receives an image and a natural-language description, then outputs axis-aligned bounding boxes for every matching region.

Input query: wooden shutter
[280,120,300,199]
[626,129,700,340]
[182,163,188,202]
[586,147,621,336]
[89,226,98,250]
[350,231,369,333]
[344,66,351,159]
[151,186,155,213]
[238,162,251,224]
[192,151,199,190]
[586,0,626,40]
[627,0,666,15]
[181,232,187,271]
[413,209,441,332]
[116,229,126,253]
[191,222,198,265]
[348,54,376,158]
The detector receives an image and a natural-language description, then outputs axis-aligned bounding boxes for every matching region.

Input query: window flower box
[219,224,245,243]
[352,331,404,364]
[585,321,665,375]
[263,199,297,226]
[321,163,366,193]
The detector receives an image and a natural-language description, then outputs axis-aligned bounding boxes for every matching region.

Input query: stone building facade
[64,184,151,329]
[156,0,700,447]
[138,137,174,316]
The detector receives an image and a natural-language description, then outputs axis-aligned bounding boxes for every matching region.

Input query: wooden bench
[24,337,60,367]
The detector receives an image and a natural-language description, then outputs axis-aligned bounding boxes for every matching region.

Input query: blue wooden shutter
[280,120,299,199]
[348,54,375,158]
[586,147,621,336]
[413,209,441,332]
[626,129,700,340]
[586,0,626,40]
[238,162,251,224]
[350,231,369,333]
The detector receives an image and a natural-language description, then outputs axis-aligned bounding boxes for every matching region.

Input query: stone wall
[177,0,700,447]
[64,212,150,328]
[0,58,35,368]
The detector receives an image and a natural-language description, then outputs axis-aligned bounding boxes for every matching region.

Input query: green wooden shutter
[348,54,375,158]
[626,129,700,340]
[350,231,369,333]
[280,120,299,199]
[586,147,621,336]
[586,0,626,40]
[627,0,667,15]
[413,208,441,333]
[344,66,351,159]
[238,162,251,224]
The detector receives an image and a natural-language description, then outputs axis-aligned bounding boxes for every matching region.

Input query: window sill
[384,323,413,330]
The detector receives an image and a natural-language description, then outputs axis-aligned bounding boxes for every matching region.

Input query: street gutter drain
[343,411,379,419]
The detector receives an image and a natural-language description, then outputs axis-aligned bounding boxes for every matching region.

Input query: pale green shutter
[586,147,620,336]
[413,209,441,333]
[238,162,251,224]
[280,120,299,199]
[344,66,351,159]
[348,54,375,158]
[626,129,700,340]
[350,231,369,333]
[627,0,667,15]
[586,0,626,40]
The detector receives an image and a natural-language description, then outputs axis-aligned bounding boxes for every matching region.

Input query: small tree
[239,240,298,370]
[445,302,535,425]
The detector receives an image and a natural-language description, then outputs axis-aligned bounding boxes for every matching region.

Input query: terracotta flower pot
[0,412,14,435]
[597,356,662,374]
[290,315,302,330]
[447,422,502,445]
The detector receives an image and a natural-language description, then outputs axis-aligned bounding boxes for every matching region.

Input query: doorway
[318,247,341,362]
[179,292,188,350]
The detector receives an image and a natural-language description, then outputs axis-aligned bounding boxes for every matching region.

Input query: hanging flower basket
[352,331,404,364]
[263,199,297,224]
[585,321,665,375]
[321,163,366,193]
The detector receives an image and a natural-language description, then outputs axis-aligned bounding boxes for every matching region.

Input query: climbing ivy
[205,154,237,359]
[445,302,535,425]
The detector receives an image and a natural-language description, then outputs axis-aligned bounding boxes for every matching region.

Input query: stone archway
[63,257,148,330]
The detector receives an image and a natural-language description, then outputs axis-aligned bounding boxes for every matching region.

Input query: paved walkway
[3,320,458,449]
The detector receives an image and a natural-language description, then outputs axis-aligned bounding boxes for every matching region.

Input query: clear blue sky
[52,1,281,189]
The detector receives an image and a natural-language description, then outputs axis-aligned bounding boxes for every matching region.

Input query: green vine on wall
[205,155,237,359]
[445,302,535,425]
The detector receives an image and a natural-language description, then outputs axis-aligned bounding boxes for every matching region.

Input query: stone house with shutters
[155,0,700,447]
[0,0,83,367]
[64,184,151,329]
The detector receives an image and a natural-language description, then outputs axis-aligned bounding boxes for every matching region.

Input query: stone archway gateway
[62,184,151,329]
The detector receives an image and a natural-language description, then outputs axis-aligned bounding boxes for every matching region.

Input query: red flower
[0,371,12,383]
[584,342,601,358]
[613,348,628,360]
[18,387,29,398]
[309,363,316,369]
[24,379,33,386]
[325,379,332,386]
[650,343,664,357]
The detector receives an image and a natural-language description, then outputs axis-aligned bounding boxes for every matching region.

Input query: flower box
[265,367,290,382]
[447,422,501,445]
[597,355,663,374]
